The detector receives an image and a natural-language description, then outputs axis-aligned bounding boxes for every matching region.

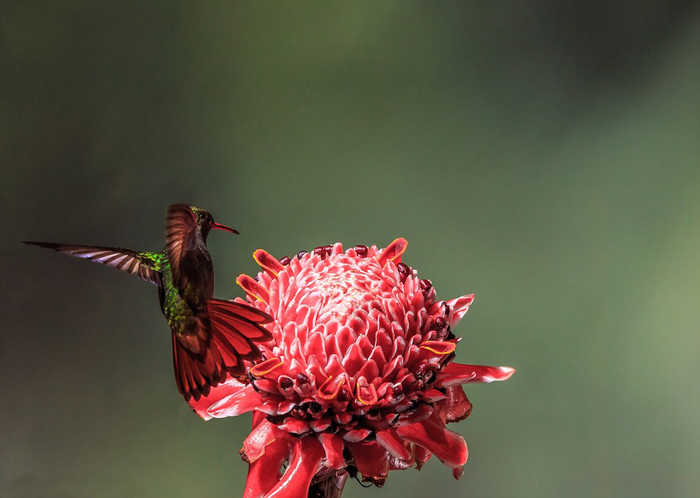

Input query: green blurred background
[2,1,700,497]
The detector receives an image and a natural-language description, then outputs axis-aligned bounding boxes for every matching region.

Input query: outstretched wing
[172,299,273,401]
[23,241,163,285]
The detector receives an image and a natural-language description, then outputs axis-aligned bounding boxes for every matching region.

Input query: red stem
[308,471,347,498]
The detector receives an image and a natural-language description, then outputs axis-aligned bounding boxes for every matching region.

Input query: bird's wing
[171,298,273,401]
[164,203,198,292]
[23,241,163,285]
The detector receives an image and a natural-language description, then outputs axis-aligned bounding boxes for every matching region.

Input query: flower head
[189,239,514,497]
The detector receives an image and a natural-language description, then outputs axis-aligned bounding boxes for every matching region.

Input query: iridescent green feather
[138,250,168,271]
[160,260,192,336]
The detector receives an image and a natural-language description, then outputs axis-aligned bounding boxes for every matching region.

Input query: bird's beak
[211,222,239,235]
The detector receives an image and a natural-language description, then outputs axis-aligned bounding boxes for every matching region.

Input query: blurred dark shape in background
[2,2,699,497]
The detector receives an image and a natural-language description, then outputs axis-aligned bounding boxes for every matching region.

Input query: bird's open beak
[212,222,239,235]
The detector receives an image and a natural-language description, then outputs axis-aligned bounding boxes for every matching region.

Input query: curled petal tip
[250,357,284,377]
[253,249,284,276]
[356,377,379,405]
[236,274,270,304]
[378,237,408,266]
[498,366,516,379]
[420,340,457,355]
[436,363,516,387]
[318,374,346,400]
[396,416,468,469]
[479,366,516,383]
[446,294,475,327]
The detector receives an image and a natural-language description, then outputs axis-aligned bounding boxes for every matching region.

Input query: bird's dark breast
[179,249,214,310]
[176,314,211,355]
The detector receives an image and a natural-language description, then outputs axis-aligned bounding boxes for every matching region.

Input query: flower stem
[308,471,347,498]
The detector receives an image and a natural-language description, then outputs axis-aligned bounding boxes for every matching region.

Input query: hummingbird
[24,204,272,401]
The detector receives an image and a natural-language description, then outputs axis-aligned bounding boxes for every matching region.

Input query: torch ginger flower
[188,238,514,497]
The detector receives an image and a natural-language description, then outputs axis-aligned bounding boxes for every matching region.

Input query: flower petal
[347,441,389,485]
[355,376,378,405]
[318,433,346,469]
[206,384,262,418]
[377,237,408,266]
[422,388,448,403]
[396,415,468,471]
[445,294,475,327]
[243,431,292,498]
[236,274,270,304]
[442,385,472,423]
[436,363,515,387]
[420,340,457,355]
[343,429,371,443]
[242,419,287,463]
[187,377,246,421]
[317,374,346,400]
[253,249,285,276]
[376,429,411,461]
[276,418,310,435]
[250,357,284,377]
[264,436,324,498]
[414,445,432,469]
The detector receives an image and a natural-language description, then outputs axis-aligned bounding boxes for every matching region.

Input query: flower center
[236,241,460,437]
[315,271,372,321]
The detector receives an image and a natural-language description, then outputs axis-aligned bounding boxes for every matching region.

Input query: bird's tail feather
[172,299,272,401]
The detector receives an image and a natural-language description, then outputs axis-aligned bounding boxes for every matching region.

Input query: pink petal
[420,340,457,356]
[206,384,262,418]
[347,441,389,484]
[343,429,371,443]
[396,415,468,470]
[441,385,472,423]
[445,294,475,327]
[249,357,284,377]
[422,388,448,403]
[377,237,408,267]
[414,445,432,469]
[355,376,378,405]
[253,249,285,276]
[309,418,332,432]
[276,418,310,435]
[318,433,346,469]
[236,274,270,304]
[376,429,411,461]
[242,420,286,463]
[252,411,267,429]
[264,436,324,498]
[317,374,346,400]
[187,377,246,421]
[243,432,293,498]
[436,362,516,387]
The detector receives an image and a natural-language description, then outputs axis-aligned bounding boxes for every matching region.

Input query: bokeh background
[2,1,700,497]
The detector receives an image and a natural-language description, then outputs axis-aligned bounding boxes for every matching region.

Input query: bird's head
[189,205,239,240]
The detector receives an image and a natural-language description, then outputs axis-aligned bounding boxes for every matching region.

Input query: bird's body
[24,204,272,401]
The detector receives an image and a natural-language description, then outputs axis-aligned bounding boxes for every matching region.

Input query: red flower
[189,239,514,497]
